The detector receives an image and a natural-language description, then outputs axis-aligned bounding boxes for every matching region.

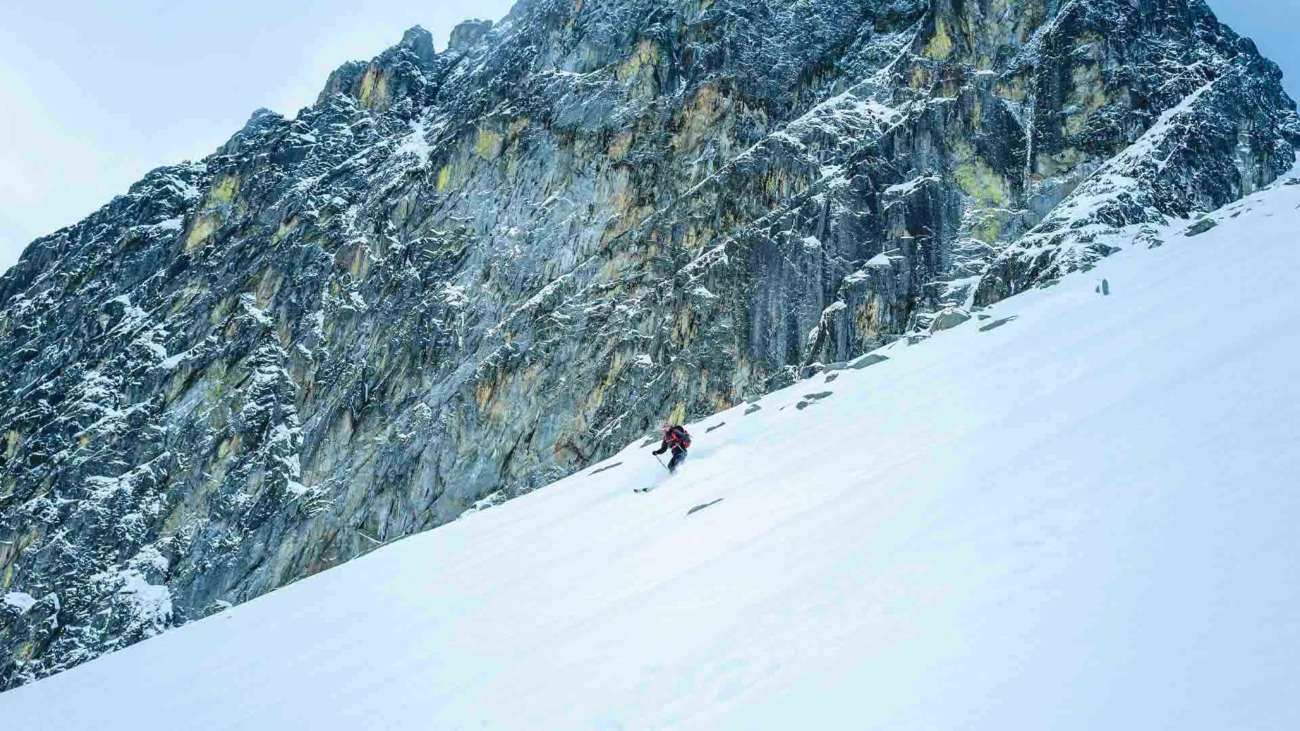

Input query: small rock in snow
[686,499,725,516]
[589,462,623,476]
[850,354,889,370]
[980,316,1019,332]
[931,309,972,333]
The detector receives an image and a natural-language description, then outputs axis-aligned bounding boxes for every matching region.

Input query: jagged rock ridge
[1,0,1296,689]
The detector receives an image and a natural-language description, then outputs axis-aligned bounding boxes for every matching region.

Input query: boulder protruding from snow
[931,309,972,333]
[1186,218,1219,237]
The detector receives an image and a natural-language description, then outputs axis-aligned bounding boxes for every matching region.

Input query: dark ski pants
[667,449,687,473]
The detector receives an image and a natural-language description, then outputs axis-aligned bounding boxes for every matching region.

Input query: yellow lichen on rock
[856,300,882,341]
[345,245,371,279]
[507,117,531,140]
[924,17,956,61]
[681,225,714,252]
[954,155,1009,207]
[476,126,504,161]
[15,641,37,662]
[436,164,454,192]
[185,173,242,251]
[358,66,391,110]
[488,390,510,423]
[171,282,208,315]
[270,216,299,245]
[580,377,609,417]
[601,347,626,390]
[252,267,283,308]
[503,120,530,178]
[764,173,782,196]
[391,189,418,227]
[1037,147,1084,177]
[208,294,237,326]
[613,169,636,212]
[4,430,19,461]
[598,166,651,245]
[159,462,227,538]
[617,38,661,98]
[1065,63,1110,137]
[667,403,687,425]
[596,250,635,284]
[1020,0,1049,42]
[476,379,496,411]
[185,214,220,251]
[728,360,752,403]
[165,365,193,405]
[0,529,39,584]
[910,64,932,90]
[216,433,241,462]
[208,174,240,205]
[996,73,1027,103]
[672,83,727,154]
[671,305,700,349]
[608,132,634,161]
[972,212,1004,243]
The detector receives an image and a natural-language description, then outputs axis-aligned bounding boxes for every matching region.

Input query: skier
[653,424,691,474]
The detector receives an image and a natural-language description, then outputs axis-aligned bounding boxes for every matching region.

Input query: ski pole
[653,454,670,472]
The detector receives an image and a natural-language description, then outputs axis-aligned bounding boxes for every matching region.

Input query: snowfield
[4,177,1300,728]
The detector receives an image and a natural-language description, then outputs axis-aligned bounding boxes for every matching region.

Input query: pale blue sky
[0,1,1295,272]
[0,0,517,271]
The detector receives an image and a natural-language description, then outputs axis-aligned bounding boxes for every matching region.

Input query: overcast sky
[1,0,1295,273]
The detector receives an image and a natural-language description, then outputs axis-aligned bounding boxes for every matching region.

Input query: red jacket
[659,425,691,453]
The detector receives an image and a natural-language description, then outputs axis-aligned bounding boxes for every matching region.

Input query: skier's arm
[652,438,668,455]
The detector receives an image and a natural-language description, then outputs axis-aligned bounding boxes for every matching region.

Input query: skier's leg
[668,450,686,473]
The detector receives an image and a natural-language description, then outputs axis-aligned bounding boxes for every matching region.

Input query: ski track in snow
[4,180,1300,728]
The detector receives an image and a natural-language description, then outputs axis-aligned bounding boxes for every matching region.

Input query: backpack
[671,425,691,449]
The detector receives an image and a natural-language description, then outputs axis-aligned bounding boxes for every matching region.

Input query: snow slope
[4,177,1300,728]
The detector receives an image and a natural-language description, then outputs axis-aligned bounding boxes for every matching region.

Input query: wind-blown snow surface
[5,180,1300,728]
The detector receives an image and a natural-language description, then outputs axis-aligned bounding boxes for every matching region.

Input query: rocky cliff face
[1,0,1295,689]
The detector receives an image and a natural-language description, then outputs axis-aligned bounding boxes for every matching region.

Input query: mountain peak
[315,23,451,110]
[399,25,437,66]
[447,19,494,53]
